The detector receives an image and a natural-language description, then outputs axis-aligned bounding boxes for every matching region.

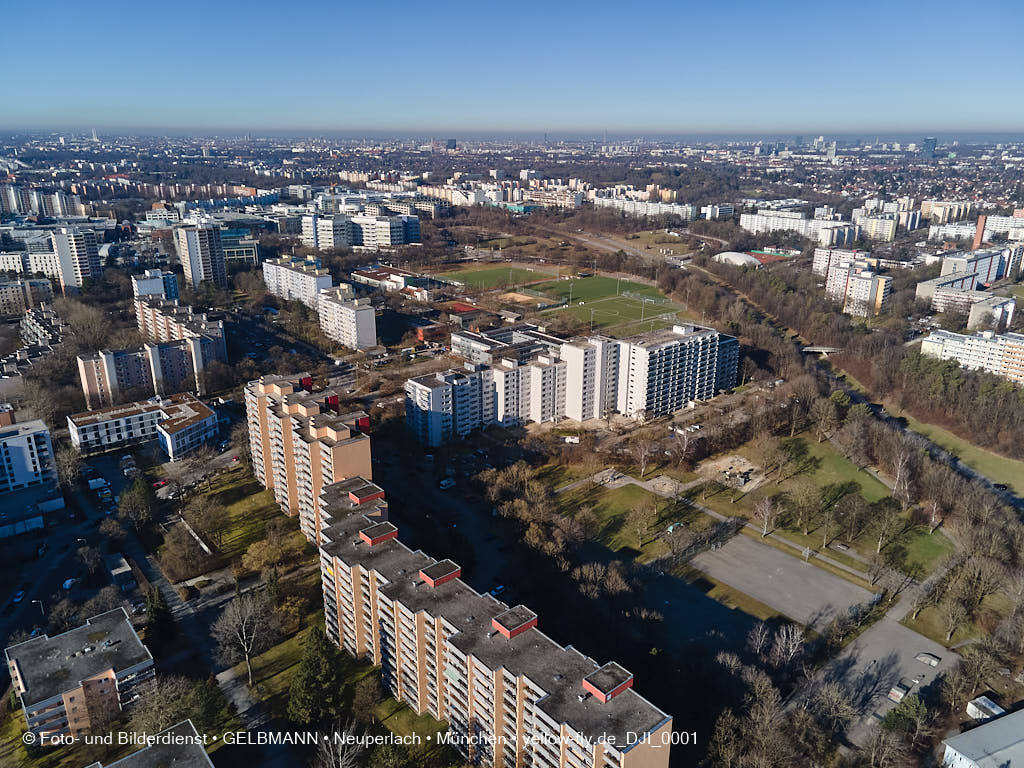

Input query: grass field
[534,276,683,334]
[693,434,954,577]
[199,469,285,560]
[438,265,555,289]
[899,412,1024,494]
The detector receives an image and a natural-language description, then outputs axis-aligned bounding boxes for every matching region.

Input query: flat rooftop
[943,709,1024,768]
[157,394,216,435]
[86,720,213,768]
[319,510,670,747]
[584,661,633,695]
[5,608,152,707]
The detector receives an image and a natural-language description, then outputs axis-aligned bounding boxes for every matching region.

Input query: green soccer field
[439,265,555,288]
[532,275,665,302]
[535,276,681,334]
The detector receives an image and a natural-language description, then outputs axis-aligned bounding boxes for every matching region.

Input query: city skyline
[4,0,1023,134]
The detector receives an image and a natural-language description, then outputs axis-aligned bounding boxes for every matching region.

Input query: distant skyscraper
[175,223,227,289]
[445,138,457,150]
[922,136,937,158]
[91,128,99,142]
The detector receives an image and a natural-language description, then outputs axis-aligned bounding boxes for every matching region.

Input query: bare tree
[312,718,364,768]
[808,681,857,734]
[769,623,804,668]
[871,499,905,554]
[212,591,279,687]
[752,497,778,538]
[77,545,103,577]
[863,726,910,768]
[55,446,83,489]
[810,397,839,443]
[625,500,657,549]
[939,599,968,642]
[631,437,655,479]
[788,477,820,536]
[130,676,199,734]
[746,622,771,659]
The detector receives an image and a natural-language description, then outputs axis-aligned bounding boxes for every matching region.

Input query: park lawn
[695,434,950,576]
[901,591,1013,647]
[375,700,462,767]
[617,230,693,256]
[897,412,1024,495]
[554,481,667,558]
[439,265,554,289]
[202,469,283,560]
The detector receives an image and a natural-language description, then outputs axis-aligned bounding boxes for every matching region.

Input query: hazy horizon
[4,0,1022,136]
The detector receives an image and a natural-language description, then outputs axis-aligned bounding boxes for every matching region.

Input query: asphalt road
[691,534,871,629]
[819,611,957,746]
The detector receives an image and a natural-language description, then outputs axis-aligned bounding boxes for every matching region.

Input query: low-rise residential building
[921,330,1024,385]
[0,416,54,495]
[317,289,376,350]
[130,269,178,300]
[941,709,1024,768]
[316,489,671,768]
[244,375,373,542]
[262,257,333,309]
[5,609,154,739]
[0,278,54,316]
[67,393,218,461]
[82,720,214,768]
[20,304,66,346]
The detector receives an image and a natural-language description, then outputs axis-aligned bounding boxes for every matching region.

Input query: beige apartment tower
[245,374,372,542]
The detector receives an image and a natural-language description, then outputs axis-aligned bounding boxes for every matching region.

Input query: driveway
[691,534,871,628]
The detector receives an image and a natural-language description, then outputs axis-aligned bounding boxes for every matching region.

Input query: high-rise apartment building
[408,326,738,443]
[77,338,214,409]
[130,269,179,300]
[318,289,377,350]
[0,416,54,494]
[244,375,373,542]
[174,223,226,289]
[825,263,892,316]
[0,279,54,316]
[316,490,672,768]
[812,248,870,277]
[262,257,334,309]
[940,248,1007,285]
[133,296,227,362]
[921,330,1024,385]
[5,609,154,739]
[50,228,101,292]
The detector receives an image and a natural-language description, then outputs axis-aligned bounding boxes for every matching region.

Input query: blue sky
[3,0,1022,134]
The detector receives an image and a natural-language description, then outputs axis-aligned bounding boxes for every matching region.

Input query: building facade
[50,228,101,292]
[316,490,672,768]
[244,375,373,542]
[67,393,218,461]
[5,609,154,739]
[407,326,738,443]
[174,223,226,289]
[0,278,54,316]
[130,269,179,300]
[317,289,377,350]
[921,330,1024,385]
[133,296,227,362]
[262,257,333,308]
[0,418,54,495]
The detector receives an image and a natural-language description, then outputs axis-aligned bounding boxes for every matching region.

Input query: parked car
[439,478,456,490]
[12,590,25,603]
[152,479,169,488]
[489,586,506,596]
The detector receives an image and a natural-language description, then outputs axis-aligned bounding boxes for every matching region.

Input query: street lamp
[31,599,44,618]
